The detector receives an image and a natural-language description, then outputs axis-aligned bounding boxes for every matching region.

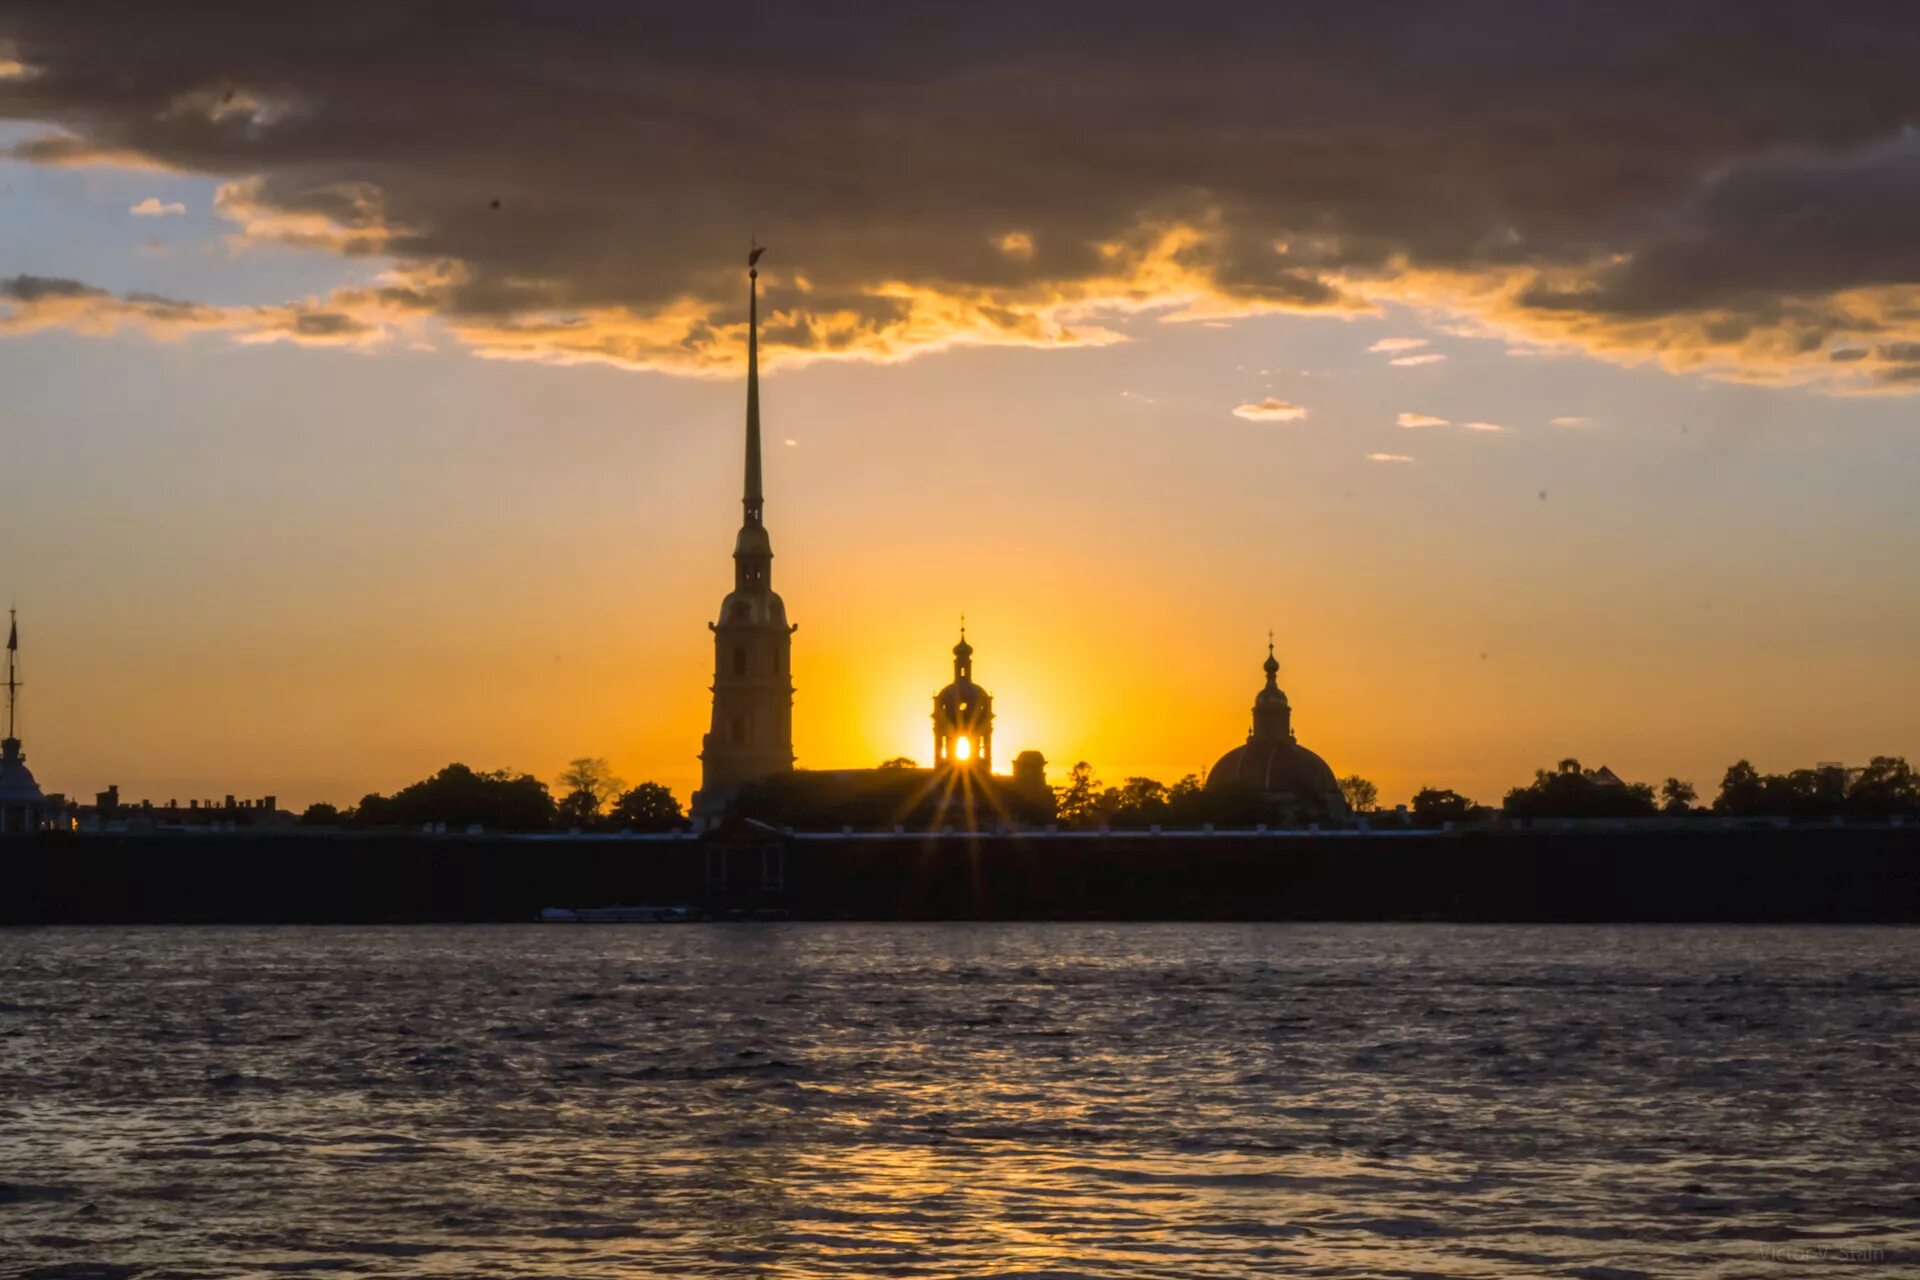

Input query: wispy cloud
[1397,412,1449,428]
[1390,353,1448,367]
[1366,452,1415,463]
[1461,420,1504,431]
[1550,415,1593,426]
[1232,396,1308,422]
[130,197,186,218]
[1369,337,1429,354]
[0,271,432,350]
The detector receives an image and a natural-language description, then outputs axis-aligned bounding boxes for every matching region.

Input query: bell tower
[693,246,796,818]
[932,623,994,770]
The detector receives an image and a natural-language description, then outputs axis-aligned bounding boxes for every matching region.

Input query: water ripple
[0,923,1916,1277]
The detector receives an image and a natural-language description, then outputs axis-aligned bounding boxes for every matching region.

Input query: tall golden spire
[5,608,17,743]
[744,240,765,528]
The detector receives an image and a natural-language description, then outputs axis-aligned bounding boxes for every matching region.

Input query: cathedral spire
[5,608,18,744]
[695,244,795,819]
[744,240,765,528]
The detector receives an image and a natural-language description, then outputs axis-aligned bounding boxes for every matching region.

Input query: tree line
[299,758,683,832]
[298,753,1920,833]
[1047,754,1920,829]
[1351,756,1918,823]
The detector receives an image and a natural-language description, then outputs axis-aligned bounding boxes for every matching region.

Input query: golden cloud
[213,176,400,256]
[0,270,436,350]
[1232,397,1309,423]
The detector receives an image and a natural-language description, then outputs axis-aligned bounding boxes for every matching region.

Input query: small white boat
[539,905,697,923]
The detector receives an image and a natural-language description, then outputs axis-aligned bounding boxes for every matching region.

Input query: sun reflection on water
[0,924,1914,1276]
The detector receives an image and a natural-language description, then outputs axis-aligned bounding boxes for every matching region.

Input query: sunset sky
[4,4,1919,809]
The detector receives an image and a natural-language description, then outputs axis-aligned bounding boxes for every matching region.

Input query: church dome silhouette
[1206,736,1342,800]
[1204,644,1348,816]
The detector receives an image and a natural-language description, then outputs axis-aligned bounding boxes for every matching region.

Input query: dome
[935,674,988,714]
[0,739,44,803]
[717,588,789,629]
[1205,738,1345,813]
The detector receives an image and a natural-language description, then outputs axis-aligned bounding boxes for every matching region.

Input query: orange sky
[9,304,1918,812]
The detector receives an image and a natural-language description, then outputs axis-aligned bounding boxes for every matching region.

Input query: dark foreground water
[1,926,1916,1279]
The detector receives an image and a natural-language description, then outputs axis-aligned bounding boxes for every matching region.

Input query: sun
[953,735,973,761]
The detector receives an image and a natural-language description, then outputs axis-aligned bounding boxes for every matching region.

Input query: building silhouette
[693,249,796,818]
[932,624,993,769]
[82,787,290,832]
[726,627,1051,830]
[1204,641,1348,818]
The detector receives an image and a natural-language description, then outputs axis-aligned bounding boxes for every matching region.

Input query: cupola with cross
[932,620,994,769]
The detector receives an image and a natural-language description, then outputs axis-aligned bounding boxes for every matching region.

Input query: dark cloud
[4,2,1920,383]
[3,273,99,301]
[1522,138,1920,314]
[287,311,372,338]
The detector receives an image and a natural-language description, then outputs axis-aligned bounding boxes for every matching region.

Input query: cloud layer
[5,4,1920,387]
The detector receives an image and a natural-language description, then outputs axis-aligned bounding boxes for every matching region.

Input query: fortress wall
[4,827,1919,923]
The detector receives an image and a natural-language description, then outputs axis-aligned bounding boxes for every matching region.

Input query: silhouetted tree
[1736,757,1920,819]
[1660,777,1697,814]
[1847,756,1919,815]
[1164,774,1208,827]
[556,789,600,830]
[352,764,556,831]
[1504,758,1657,818]
[877,756,918,770]
[350,792,396,826]
[556,757,626,816]
[1411,787,1476,826]
[1715,760,1768,815]
[1338,774,1379,813]
[1055,761,1101,827]
[609,781,684,831]
[297,802,341,826]
[1098,777,1170,828]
